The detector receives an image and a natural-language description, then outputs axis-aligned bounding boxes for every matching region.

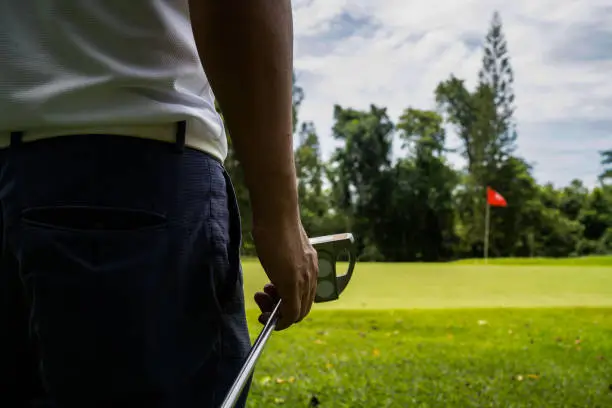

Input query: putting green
[241,260,612,310]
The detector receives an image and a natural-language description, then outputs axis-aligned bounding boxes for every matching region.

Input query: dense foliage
[222,11,612,262]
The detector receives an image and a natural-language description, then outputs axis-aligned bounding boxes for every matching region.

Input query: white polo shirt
[0,0,227,162]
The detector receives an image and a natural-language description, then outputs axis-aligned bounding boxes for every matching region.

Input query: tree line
[220,11,612,262]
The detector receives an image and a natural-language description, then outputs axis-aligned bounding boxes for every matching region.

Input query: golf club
[219,233,357,408]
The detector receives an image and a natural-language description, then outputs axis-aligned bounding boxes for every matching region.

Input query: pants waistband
[2,121,187,152]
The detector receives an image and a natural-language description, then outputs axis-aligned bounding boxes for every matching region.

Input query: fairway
[241,261,612,310]
[241,260,612,407]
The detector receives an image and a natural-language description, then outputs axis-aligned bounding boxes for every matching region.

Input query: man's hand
[252,219,318,331]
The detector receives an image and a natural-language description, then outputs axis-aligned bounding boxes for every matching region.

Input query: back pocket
[21,205,167,231]
[19,205,173,398]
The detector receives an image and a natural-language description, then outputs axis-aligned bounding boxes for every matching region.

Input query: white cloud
[292,0,612,188]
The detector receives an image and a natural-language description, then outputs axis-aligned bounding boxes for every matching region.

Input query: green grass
[453,256,612,266]
[241,261,612,407]
[241,261,612,310]
[244,308,612,407]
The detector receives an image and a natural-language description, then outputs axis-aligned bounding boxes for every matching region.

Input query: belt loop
[10,131,23,148]
[175,121,186,153]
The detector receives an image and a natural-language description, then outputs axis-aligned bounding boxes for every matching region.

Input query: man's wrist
[250,183,300,226]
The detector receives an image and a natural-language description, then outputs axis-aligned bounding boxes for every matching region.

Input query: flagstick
[484,200,490,265]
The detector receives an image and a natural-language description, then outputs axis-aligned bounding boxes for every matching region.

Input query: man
[0,1,318,407]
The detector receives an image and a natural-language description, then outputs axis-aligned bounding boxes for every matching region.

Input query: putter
[219,233,357,408]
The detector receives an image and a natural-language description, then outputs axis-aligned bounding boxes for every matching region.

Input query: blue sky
[291,0,612,188]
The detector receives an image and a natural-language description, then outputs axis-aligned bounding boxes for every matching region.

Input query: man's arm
[188,0,318,331]
[188,0,298,222]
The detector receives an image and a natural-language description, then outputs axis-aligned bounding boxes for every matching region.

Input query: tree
[435,78,493,253]
[294,122,330,235]
[435,77,479,172]
[292,72,305,134]
[478,10,517,161]
[578,187,612,245]
[329,104,394,256]
[389,108,459,261]
[397,108,446,155]
[559,180,589,221]
[600,150,612,183]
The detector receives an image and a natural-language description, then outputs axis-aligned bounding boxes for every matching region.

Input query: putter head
[309,233,357,303]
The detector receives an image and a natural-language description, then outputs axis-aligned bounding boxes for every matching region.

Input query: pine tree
[600,150,612,183]
[292,72,304,134]
[478,11,517,161]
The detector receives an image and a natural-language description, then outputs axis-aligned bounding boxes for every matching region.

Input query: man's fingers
[254,291,275,314]
[276,293,300,331]
[263,283,278,299]
[258,312,272,325]
[255,283,283,326]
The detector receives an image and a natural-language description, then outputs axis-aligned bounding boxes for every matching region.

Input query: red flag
[487,186,507,207]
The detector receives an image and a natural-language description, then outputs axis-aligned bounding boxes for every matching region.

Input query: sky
[291,0,612,188]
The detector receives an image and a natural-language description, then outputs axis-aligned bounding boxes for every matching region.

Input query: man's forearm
[189,0,299,222]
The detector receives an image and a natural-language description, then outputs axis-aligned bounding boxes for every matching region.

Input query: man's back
[0,0,227,160]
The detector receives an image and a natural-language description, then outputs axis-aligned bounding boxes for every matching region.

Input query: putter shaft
[219,300,282,408]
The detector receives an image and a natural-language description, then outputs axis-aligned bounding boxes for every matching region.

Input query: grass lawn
[241,260,612,310]
[453,256,612,266]
[240,259,612,407]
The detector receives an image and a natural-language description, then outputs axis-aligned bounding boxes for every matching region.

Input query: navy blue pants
[0,129,252,407]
